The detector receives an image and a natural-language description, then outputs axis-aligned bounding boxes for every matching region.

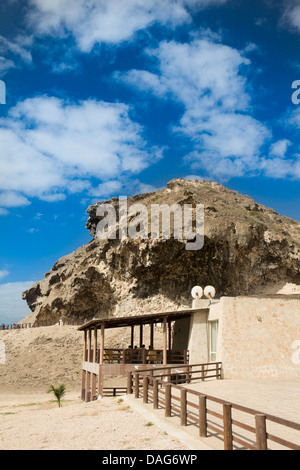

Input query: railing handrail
[85,347,189,365]
[129,364,300,451]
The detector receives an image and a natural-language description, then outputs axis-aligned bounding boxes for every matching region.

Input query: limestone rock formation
[22,179,300,325]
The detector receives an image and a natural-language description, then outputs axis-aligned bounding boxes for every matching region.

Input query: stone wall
[207,296,300,379]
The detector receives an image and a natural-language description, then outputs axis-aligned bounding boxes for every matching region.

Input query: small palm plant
[47,384,66,408]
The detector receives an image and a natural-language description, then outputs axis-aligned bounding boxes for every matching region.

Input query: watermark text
[0,80,5,104]
[96,197,204,250]
[291,80,300,105]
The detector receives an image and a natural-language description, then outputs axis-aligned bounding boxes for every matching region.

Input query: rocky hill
[0,324,140,393]
[22,178,300,325]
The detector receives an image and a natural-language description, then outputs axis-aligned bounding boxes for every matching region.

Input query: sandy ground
[0,391,191,450]
[0,324,191,450]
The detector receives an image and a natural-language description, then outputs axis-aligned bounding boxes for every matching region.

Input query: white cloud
[287,106,300,129]
[0,192,30,208]
[0,35,32,64]
[26,0,228,52]
[0,96,161,207]
[90,180,123,198]
[89,177,157,200]
[282,2,300,34]
[0,57,15,74]
[0,281,36,324]
[120,38,251,111]
[39,193,67,202]
[0,34,33,75]
[117,37,272,180]
[0,270,9,280]
[259,156,297,179]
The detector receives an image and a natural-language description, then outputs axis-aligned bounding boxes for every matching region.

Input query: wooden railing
[103,387,127,397]
[85,348,189,365]
[127,364,300,451]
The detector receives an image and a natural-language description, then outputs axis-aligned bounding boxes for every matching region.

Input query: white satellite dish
[191,285,203,299]
[204,285,216,299]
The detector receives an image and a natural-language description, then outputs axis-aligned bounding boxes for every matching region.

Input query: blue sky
[1,0,300,324]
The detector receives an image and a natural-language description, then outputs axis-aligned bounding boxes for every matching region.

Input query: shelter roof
[77,308,200,331]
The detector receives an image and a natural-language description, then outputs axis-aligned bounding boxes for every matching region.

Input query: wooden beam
[100,323,105,365]
[255,414,268,450]
[168,321,172,350]
[131,326,134,348]
[150,322,154,350]
[223,403,233,450]
[139,324,143,348]
[88,328,92,362]
[81,330,87,400]
[163,316,167,365]
[93,326,97,363]
[98,365,103,399]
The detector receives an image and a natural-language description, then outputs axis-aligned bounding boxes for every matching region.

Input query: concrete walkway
[125,378,300,450]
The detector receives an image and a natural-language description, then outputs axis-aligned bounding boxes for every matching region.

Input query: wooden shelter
[78,309,194,401]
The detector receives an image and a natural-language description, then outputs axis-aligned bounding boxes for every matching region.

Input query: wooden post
[91,373,96,400]
[81,330,87,400]
[86,329,92,402]
[100,323,104,365]
[185,365,191,384]
[134,373,139,398]
[180,389,187,426]
[150,322,154,350]
[143,376,149,404]
[140,324,143,348]
[88,329,92,361]
[153,379,158,409]
[122,349,126,364]
[223,403,233,450]
[255,414,268,450]
[93,326,97,363]
[183,350,188,365]
[127,372,133,394]
[86,368,91,402]
[131,326,134,348]
[199,395,207,437]
[168,321,172,350]
[165,384,171,417]
[81,372,86,400]
[98,365,103,399]
[142,348,147,364]
[83,329,87,361]
[163,317,167,365]
[201,364,204,381]
[217,362,222,379]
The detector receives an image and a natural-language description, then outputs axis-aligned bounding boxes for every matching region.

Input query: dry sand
[0,324,190,450]
[0,391,190,450]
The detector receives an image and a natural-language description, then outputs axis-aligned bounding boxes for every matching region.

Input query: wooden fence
[85,348,189,365]
[127,364,300,451]
[103,387,127,397]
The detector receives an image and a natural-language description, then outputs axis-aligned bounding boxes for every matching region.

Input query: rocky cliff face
[22,179,300,324]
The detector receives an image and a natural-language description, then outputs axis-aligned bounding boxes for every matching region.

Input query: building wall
[187,308,209,364]
[187,296,300,379]
[172,317,191,351]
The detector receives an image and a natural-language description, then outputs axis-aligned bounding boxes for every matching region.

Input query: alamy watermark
[95,197,204,250]
[291,80,300,105]
[0,80,6,104]
[0,340,6,364]
[292,340,300,365]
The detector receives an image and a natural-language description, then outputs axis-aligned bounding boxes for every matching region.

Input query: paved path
[125,378,300,450]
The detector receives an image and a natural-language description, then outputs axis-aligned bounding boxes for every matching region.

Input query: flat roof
[77,308,201,331]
